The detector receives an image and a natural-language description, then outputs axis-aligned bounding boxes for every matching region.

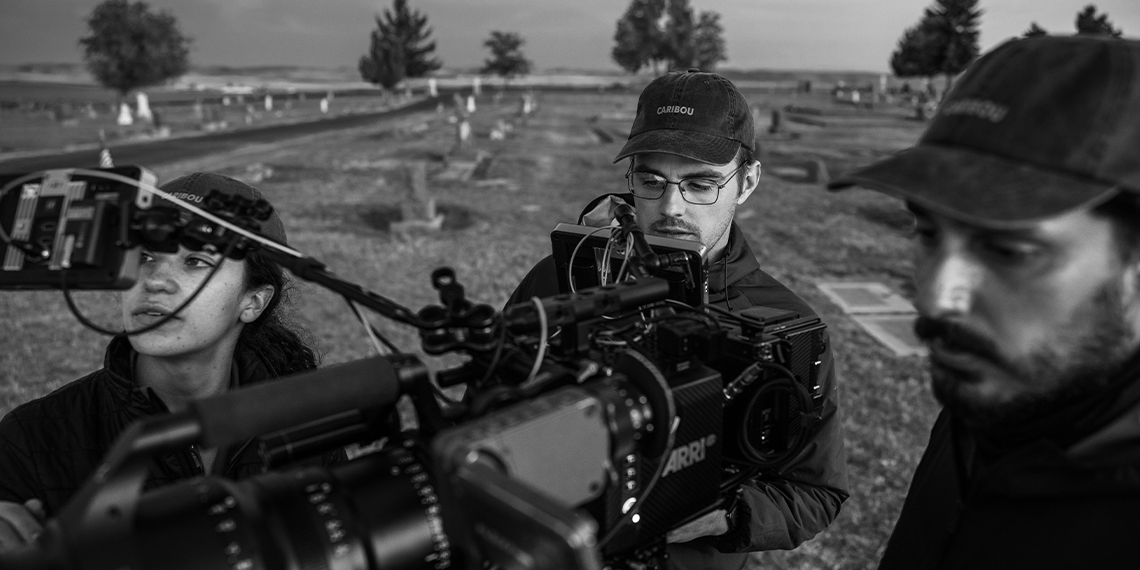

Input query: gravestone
[456,119,472,146]
[466,95,476,114]
[473,76,482,96]
[264,94,273,112]
[428,78,438,97]
[116,102,133,126]
[135,92,153,123]
[391,161,444,233]
[768,109,783,134]
[320,98,329,113]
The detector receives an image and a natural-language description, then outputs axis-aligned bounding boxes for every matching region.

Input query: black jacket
[0,336,306,515]
[879,376,1140,570]
[507,194,849,570]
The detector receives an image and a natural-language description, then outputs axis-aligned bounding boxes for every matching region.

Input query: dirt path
[0,97,440,173]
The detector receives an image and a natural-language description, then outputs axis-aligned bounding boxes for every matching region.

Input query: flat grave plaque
[815,281,916,314]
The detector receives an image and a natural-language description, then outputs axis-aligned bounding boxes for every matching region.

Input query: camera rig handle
[612,203,657,278]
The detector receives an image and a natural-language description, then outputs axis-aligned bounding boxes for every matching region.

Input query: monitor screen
[549,223,707,306]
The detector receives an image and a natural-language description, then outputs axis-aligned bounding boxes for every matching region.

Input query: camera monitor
[0,167,155,289]
[550,223,707,306]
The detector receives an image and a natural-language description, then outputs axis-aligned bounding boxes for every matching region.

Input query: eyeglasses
[625,163,747,205]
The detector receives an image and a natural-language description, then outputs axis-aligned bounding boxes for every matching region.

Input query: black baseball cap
[157,172,288,245]
[828,36,1140,227]
[615,69,755,165]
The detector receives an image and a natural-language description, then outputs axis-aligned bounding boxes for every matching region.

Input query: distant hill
[0,62,889,96]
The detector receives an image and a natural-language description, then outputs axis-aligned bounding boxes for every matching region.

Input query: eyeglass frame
[624,160,749,205]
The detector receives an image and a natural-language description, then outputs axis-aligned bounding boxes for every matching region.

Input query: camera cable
[60,237,238,337]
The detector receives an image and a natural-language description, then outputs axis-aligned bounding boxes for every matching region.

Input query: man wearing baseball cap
[829,36,1140,568]
[508,70,849,569]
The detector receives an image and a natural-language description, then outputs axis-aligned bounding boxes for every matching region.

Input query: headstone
[85,104,98,119]
[245,162,274,183]
[768,109,783,134]
[222,96,231,106]
[466,95,476,114]
[116,102,134,126]
[804,157,830,184]
[320,98,329,113]
[391,161,444,233]
[428,78,438,97]
[473,76,482,96]
[264,94,273,112]
[452,92,466,115]
[456,119,471,146]
[135,92,153,123]
[519,93,533,117]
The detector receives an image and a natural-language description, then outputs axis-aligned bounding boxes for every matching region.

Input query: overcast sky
[2,0,1138,72]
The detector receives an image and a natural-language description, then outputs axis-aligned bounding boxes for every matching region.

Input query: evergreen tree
[1076,5,1123,37]
[359,0,442,90]
[890,22,939,80]
[890,0,982,93]
[1023,22,1048,38]
[482,31,532,77]
[78,0,192,100]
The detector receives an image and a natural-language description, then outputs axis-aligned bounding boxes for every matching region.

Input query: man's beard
[913,282,1136,433]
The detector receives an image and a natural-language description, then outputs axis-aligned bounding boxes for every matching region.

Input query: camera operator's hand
[0,499,45,553]
[666,508,729,544]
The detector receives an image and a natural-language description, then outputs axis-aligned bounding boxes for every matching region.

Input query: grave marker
[816,281,926,357]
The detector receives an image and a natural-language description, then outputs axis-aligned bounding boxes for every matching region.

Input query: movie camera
[0,167,829,570]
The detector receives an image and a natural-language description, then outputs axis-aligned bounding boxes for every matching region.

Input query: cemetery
[1,77,931,568]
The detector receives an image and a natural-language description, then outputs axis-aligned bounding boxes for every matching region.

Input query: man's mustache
[914,315,1005,366]
[648,218,700,235]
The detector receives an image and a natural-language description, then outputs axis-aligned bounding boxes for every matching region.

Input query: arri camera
[0,167,828,570]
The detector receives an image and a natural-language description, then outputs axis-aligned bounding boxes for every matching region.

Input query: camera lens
[127,445,451,570]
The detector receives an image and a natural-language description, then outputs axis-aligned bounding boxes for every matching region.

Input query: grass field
[0,86,937,569]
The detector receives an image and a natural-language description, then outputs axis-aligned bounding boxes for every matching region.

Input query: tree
[889,0,982,93]
[78,0,192,100]
[612,0,667,74]
[481,31,532,77]
[689,12,727,70]
[359,0,442,90]
[1076,5,1123,37]
[1023,22,1048,38]
[890,23,939,80]
[611,0,726,74]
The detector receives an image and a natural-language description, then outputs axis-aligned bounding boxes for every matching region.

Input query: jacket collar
[102,335,274,408]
